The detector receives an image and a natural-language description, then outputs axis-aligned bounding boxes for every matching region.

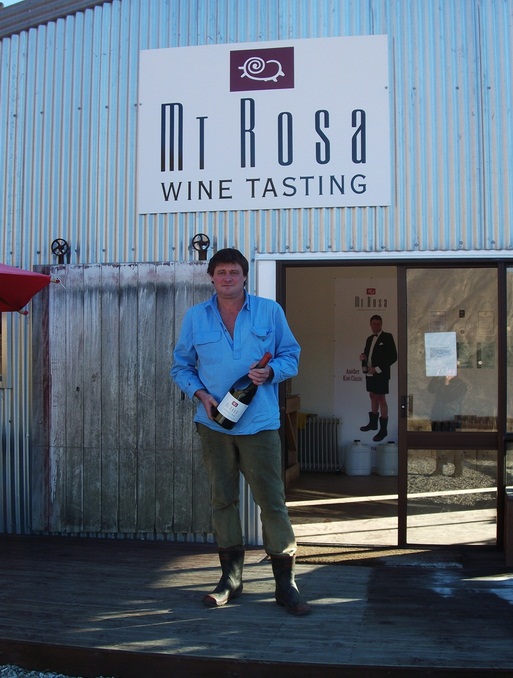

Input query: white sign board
[137,36,390,213]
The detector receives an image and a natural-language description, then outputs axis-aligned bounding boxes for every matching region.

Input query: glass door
[506,268,513,490]
[399,266,499,546]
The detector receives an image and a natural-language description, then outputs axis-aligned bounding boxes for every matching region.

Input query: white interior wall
[286,266,397,419]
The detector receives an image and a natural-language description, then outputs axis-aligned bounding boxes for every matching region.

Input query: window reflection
[428,374,467,431]
[506,443,513,487]
[407,268,498,433]
[507,269,513,431]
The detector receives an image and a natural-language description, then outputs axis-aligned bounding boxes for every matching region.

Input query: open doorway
[282,261,501,549]
[284,264,400,546]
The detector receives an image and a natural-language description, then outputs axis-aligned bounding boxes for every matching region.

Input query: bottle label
[217,391,249,423]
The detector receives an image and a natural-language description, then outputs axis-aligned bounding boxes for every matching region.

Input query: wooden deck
[1,536,513,677]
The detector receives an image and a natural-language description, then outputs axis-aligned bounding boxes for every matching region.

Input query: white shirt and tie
[368,332,382,374]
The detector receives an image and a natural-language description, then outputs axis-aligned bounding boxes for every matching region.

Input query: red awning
[0,263,52,314]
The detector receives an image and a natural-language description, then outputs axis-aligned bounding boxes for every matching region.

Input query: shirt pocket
[250,326,275,353]
[194,330,223,365]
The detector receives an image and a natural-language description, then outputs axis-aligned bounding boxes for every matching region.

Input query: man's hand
[248,363,273,385]
[194,389,218,420]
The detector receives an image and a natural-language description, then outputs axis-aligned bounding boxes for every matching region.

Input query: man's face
[370,318,383,335]
[211,262,246,300]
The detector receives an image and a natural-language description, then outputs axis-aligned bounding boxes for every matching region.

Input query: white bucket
[345,440,372,476]
[377,441,398,476]
[370,445,378,473]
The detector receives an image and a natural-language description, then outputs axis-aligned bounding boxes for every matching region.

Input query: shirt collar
[210,289,250,310]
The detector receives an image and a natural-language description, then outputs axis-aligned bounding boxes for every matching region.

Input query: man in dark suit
[359,315,397,442]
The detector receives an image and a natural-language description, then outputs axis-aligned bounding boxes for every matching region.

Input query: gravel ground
[0,667,110,678]
[0,668,81,678]
[408,455,496,508]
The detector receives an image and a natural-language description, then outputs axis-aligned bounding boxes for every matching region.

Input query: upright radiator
[298,416,341,471]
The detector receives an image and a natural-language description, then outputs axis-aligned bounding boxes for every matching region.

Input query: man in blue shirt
[171,248,311,616]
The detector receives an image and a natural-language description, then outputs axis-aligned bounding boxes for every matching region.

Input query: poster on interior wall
[137,35,390,214]
[334,278,398,461]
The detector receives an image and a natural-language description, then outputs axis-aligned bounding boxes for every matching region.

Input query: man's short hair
[207,248,249,277]
[370,314,383,322]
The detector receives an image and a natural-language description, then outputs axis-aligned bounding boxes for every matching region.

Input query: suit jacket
[363,331,397,381]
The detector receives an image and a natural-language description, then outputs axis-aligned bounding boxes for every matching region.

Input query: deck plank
[1,536,512,675]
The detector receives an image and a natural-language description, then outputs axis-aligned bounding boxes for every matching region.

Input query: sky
[1,0,24,6]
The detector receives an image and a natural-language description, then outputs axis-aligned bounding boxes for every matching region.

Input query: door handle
[400,395,407,417]
[400,394,413,417]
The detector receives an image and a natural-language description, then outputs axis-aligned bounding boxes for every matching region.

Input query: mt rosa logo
[230,46,294,92]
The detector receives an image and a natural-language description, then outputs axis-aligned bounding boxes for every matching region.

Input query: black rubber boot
[203,547,244,607]
[373,417,388,442]
[271,555,312,616]
[360,412,379,432]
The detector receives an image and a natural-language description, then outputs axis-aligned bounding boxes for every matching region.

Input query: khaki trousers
[196,424,297,556]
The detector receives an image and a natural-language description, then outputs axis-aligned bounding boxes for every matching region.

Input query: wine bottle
[361,358,368,374]
[213,352,272,430]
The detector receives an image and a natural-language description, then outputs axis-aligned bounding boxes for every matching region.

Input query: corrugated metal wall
[0,315,31,533]
[2,0,512,270]
[1,0,513,535]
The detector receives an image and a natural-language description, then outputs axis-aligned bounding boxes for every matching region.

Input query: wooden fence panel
[191,263,214,534]
[171,263,197,534]
[136,263,158,533]
[98,263,119,533]
[155,262,176,534]
[65,266,86,533]
[82,264,103,533]
[118,263,139,533]
[30,273,50,532]
[46,267,67,532]
[32,262,212,539]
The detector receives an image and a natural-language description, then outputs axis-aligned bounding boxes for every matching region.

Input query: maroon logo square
[230,46,294,92]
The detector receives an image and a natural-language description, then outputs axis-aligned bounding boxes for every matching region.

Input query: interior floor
[286,471,497,547]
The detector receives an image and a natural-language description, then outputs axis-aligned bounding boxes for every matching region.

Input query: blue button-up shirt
[171,292,300,434]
